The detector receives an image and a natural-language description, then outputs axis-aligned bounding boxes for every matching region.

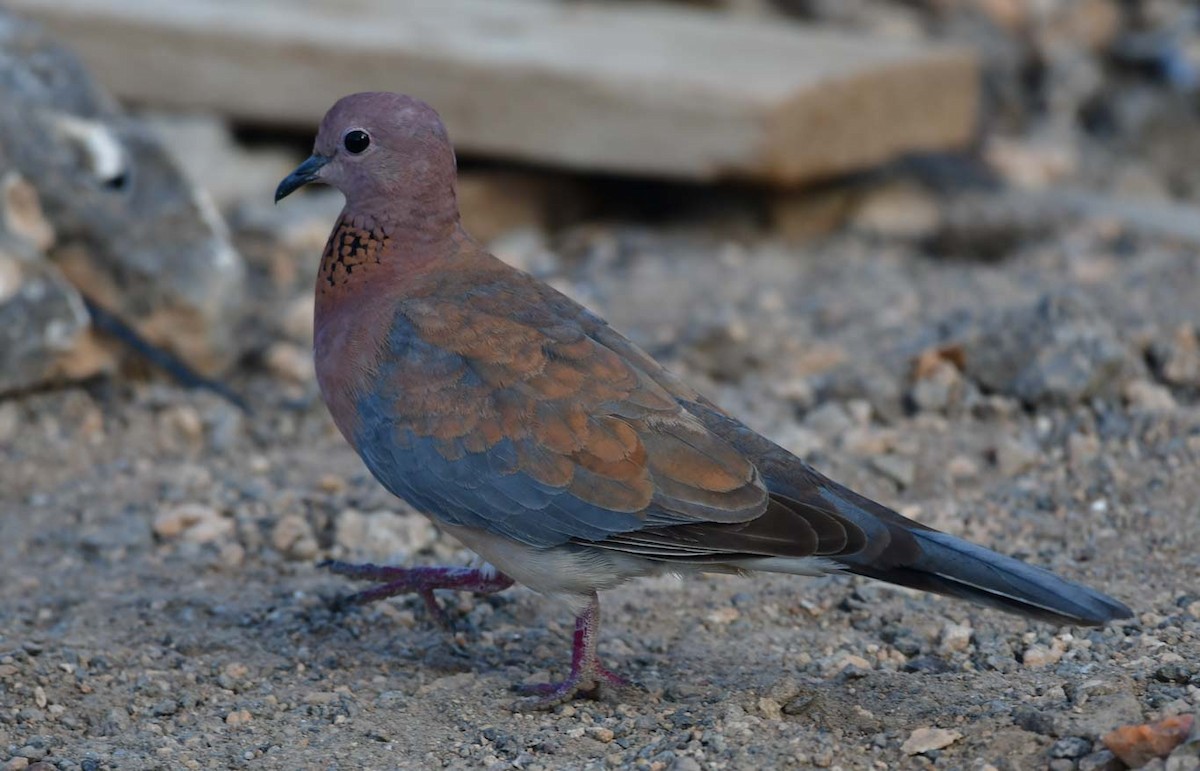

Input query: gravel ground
[2,212,1199,770]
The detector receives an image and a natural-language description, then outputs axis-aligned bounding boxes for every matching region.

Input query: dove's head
[275,92,459,229]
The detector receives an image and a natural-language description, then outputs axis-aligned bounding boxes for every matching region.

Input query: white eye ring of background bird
[50,113,130,190]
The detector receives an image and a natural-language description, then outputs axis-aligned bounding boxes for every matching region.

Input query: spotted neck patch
[318,213,391,292]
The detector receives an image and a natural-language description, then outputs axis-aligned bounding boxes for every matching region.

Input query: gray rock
[1167,717,1200,771]
[1168,753,1200,771]
[0,240,90,394]
[804,401,854,437]
[850,180,942,241]
[947,291,1138,407]
[869,453,916,489]
[931,190,1058,261]
[909,358,964,413]
[1078,750,1124,771]
[990,433,1041,477]
[16,744,47,761]
[1150,324,1200,390]
[1062,689,1143,739]
[1013,705,1064,736]
[1050,736,1093,759]
[0,10,244,378]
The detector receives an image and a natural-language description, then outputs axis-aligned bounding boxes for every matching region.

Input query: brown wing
[559,323,866,561]
[351,261,769,548]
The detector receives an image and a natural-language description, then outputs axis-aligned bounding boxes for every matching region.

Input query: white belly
[440,523,665,610]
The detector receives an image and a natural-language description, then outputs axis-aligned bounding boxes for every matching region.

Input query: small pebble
[271,514,319,560]
[161,405,205,447]
[939,622,972,654]
[1050,736,1093,759]
[869,453,916,488]
[1123,379,1176,411]
[153,503,233,544]
[705,607,739,625]
[265,341,316,384]
[225,709,252,726]
[1078,750,1124,771]
[281,294,316,343]
[991,434,1040,477]
[14,746,44,762]
[1022,644,1061,668]
[757,697,783,720]
[1103,714,1195,768]
[901,727,961,755]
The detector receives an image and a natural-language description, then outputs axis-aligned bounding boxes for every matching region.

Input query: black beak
[274,154,329,202]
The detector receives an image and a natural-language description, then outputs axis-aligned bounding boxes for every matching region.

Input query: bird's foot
[320,561,513,632]
[510,592,633,710]
[513,662,631,710]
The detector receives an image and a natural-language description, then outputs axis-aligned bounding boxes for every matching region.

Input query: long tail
[760,480,1132,626]
[842,528,1132,626]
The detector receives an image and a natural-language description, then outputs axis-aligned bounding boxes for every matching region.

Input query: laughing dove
[275,92,1131,707]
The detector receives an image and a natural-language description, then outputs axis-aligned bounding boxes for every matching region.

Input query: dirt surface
[2,208,1199,770]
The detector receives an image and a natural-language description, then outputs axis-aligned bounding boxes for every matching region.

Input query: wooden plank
[10,0,980,184]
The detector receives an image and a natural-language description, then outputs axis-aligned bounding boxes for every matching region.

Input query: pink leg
[321,561,513,630]
[513,592,630,709]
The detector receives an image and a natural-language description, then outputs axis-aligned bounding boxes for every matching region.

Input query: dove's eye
[343,130,371,154]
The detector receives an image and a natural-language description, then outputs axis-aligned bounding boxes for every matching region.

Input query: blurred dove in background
[0,10,243,394]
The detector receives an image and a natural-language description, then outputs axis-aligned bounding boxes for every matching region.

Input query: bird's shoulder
[393,252,700,398]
